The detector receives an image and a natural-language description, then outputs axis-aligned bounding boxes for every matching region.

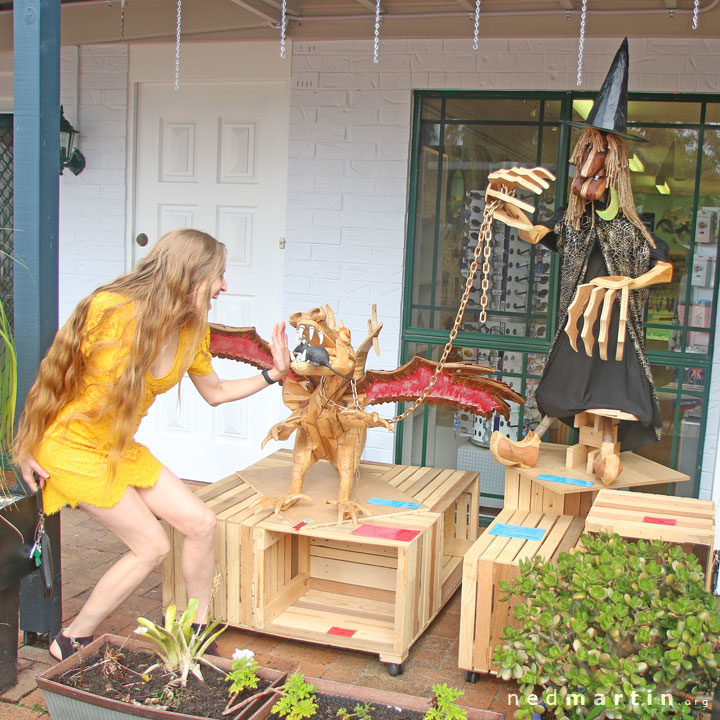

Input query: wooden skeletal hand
[565,263,673,362]
[485,166,556,233]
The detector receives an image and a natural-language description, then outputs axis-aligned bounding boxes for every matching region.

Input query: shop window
[401,92,716,506]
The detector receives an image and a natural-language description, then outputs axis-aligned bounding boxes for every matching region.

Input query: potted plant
[493,532,720,720]
[36,597,288,719]
[250,673,502,720]
[0,292,40,692]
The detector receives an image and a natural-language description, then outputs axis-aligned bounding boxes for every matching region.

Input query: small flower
[232,648,255,661]
[134,626,149,635]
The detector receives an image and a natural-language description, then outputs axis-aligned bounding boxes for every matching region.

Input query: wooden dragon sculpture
[209,305,522,523]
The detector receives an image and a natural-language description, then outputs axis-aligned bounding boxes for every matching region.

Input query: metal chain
[691,0,700,29]
[280,0,287,58]
[387,197,501,424]
[174,0,182,92]
[576,0,587,87]
[373,0,381,64]
[472,0,481,50]
[120,0,126,41]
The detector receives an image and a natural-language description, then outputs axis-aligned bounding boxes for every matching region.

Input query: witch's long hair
[14,229,227,470]
[566,127,655,248]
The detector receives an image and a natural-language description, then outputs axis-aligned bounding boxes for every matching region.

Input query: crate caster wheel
[386,663,404,676]
[465,671,480,683]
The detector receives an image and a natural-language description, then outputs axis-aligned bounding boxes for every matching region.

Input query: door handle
[135,233,149,247]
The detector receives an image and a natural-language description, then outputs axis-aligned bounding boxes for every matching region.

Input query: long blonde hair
[14,229,227,469]
[567,128,655,247]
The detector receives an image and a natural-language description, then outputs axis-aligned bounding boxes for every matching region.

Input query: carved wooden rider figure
[484,39,673,484]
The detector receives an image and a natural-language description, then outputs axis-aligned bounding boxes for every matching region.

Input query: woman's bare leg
[52,467,216,657]
[137,468,217,622]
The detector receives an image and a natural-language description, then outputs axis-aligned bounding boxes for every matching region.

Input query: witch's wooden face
[571,133,609,202]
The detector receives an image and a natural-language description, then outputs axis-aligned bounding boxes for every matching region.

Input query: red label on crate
[327,626,356,637]
[351,525,421,541]
[643,516,677,526]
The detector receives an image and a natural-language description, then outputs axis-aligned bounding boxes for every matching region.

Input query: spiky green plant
[0,296,16,497]
[135,597,226,686]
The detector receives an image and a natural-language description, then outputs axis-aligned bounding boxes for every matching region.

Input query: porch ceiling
[0,0,718,48]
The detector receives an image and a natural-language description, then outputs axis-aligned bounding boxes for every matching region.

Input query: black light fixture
[59,106,86,176]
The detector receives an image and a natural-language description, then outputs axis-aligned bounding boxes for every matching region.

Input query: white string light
[280,0,287,58]
[174,0,182,91]
[373,0,381,64]
[576,0,587,87]
[472,0,481,51]
[691,0,700,29]
[120,0,126,41]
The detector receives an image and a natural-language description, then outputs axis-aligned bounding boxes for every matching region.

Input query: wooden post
[14,0,62,642]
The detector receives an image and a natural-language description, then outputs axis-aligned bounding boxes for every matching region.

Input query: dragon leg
[328,428,368,525]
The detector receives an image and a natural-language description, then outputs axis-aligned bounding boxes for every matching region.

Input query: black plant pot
[0,491,40,693]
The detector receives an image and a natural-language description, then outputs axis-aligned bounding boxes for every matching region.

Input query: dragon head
[289,306,355,379]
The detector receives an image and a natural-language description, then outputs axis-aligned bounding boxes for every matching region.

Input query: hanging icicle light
[472,0,481,51]
[280,0,288,58]
[174,0,182,91]
[691,0,700,29]
[120,0,126,41]
[373,0,382,64]
[576,0,588,86]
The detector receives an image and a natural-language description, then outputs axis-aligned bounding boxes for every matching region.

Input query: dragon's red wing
[209,323,273,369]
[357,356,523,420]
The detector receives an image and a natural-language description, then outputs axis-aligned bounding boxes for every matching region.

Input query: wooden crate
[458,508,585,675]
[504,443,691,517]
[163,451,480,669]
[584,488,716,591]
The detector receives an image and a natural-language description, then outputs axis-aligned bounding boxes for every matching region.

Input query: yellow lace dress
[36,291,213,515]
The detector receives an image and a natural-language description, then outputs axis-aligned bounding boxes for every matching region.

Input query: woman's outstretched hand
[268,321,291,381]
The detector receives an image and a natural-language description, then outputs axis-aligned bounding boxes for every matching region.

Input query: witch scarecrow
[487,38,673,484]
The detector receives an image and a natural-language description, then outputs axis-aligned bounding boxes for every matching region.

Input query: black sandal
[49,630,94,661]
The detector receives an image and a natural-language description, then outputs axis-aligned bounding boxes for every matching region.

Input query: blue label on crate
[367,497,421,509]
[489,524,546,541]
[537,473,594,488]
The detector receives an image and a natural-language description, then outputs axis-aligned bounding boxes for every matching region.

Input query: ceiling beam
[455,0,473,10]
[558,0,574,8]
[664,0,678,7]
[256,0,300,15]
[352,0,379,11]
[227,0,278,24]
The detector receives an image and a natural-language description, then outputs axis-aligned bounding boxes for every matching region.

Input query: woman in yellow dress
[13,228,290,662]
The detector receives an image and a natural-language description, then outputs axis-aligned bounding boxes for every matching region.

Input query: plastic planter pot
[36,633,287,720]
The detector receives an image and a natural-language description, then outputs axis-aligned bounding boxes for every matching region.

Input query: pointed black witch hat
[568,37,647,143]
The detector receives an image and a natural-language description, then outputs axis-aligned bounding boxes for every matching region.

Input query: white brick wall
[284,36,720,469]
[59,44,128,323]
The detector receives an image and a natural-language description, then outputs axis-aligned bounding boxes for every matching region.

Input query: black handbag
[30,484,54,596]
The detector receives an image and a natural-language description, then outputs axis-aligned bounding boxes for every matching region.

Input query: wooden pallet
[584,488,716,591]
[458,508,585,675]
[163,450,479,668]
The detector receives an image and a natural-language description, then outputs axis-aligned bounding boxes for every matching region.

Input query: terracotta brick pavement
[1,506,518,719]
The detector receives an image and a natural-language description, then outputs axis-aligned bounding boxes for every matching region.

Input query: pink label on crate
[351,525,421,542]
[327,626,356,637]
[643,516,677,526]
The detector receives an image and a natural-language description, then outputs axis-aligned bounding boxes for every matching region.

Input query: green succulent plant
[135,597,226,686]
[493,532,720,720]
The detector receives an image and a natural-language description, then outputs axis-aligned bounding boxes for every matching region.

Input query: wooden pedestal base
[163,451,480,668]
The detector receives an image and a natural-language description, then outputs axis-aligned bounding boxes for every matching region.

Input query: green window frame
[397,91,720,505]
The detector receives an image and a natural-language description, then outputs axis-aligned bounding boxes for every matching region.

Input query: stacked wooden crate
[584,488,715,590]
[163,450,480,671]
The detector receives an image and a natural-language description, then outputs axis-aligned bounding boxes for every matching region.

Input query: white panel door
[131,81,289,482]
